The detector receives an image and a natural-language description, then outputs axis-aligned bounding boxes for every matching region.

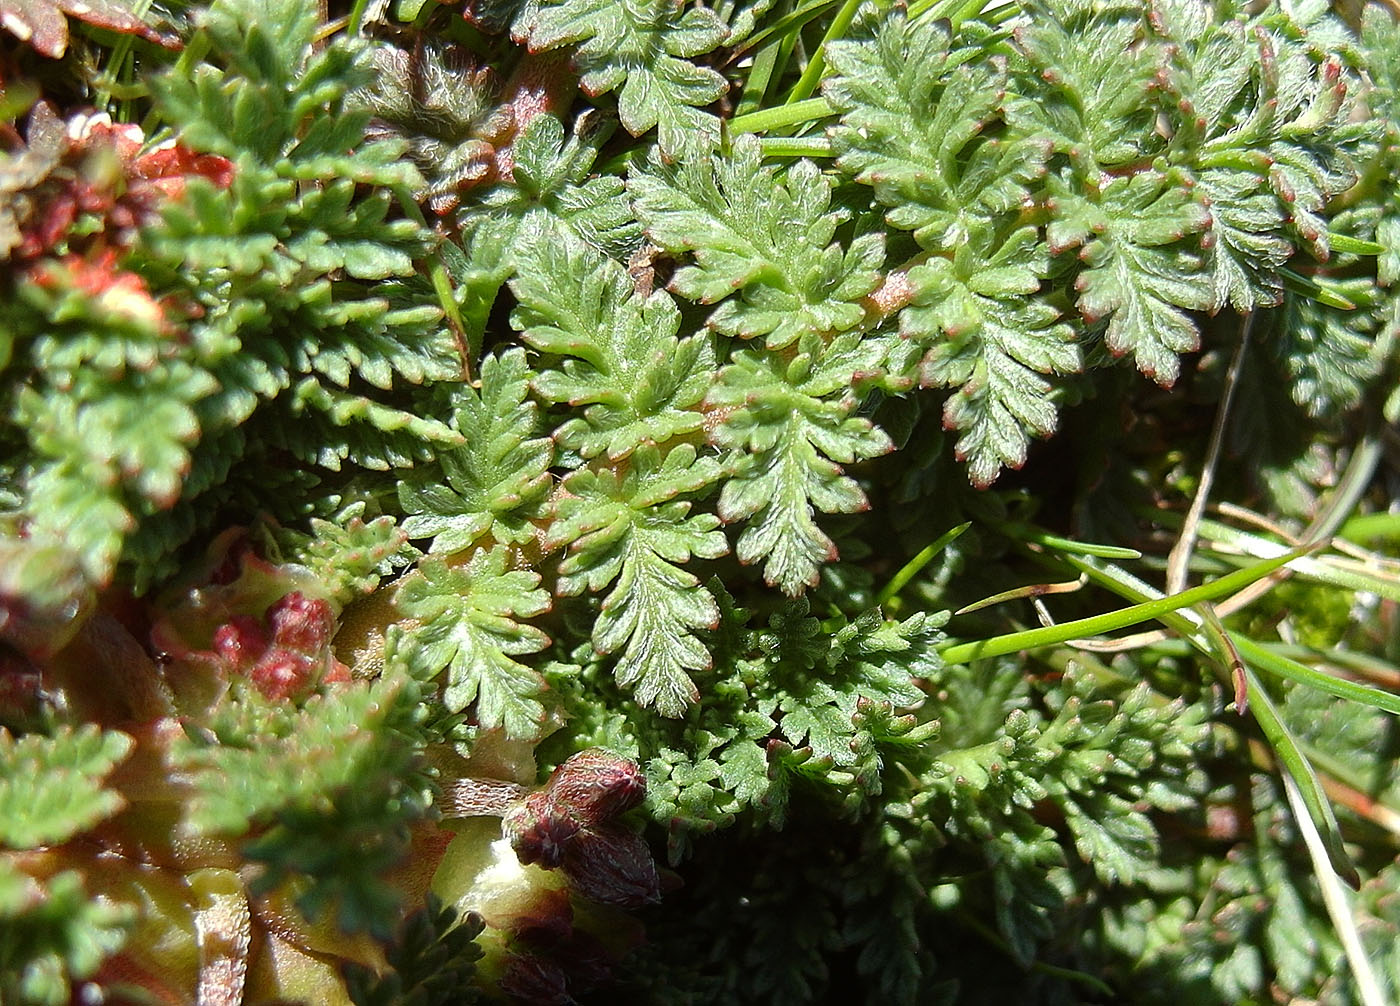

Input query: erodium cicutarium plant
[2,0,1400,1002]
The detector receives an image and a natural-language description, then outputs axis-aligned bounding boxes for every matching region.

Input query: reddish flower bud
[504,790,582,869]
[212,615,267,665]
[541,749,646,825]
[250,651,309,701]
[560,823,660,909]
[499,952,574,1005]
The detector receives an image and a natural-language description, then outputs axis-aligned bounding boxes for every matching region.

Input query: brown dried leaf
[0,101,64,257]
[0,0,179,58]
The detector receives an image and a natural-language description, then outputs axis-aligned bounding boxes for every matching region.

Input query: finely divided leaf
[709,331,894,594]
[902,227,1079,487]
[1048,170,1212,385]
[0,863,133,1006]
[1156,5,1371,309]
[825,11,1047,251]
[393,548,552,739]
[630,135,884,349]
[1265,287,1386,418]
[515,0,729,154]
[1010,0,1164,167]
[546,444,729,716]
[276,504,413,604]
[464,114,640,261]
[399,348,553,553]
[0,726,133,849]
[511,232,715,461]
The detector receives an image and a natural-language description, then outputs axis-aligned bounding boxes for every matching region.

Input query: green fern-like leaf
[175,676,434,936]
[468,113,640,261]
[902,227,1078,487]
[0,862,133,1006]
[1264,284,1388,418]
[825,12,1047,252]
[399,348,553,554]
[546,443,729,716]
[1009,0,1165,168]
[1154,0,1372,308]
[392,547,553,739]
[0,726,133,849]
[514,0,729,154]
[1046,169,1212,385]
[511,230,716,461]
[708,330,893,594]
[268,503,414,605]
[344,895,485,1006]
[630,135,885,350]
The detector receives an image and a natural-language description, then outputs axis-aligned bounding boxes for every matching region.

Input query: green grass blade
[730,97,834,135]
[784,0,861,105]
[1246,667,1360,887]
[730,0,840,60]
[1232,636,1400,716]
[759,136,835,157]
[998,521,1142,559]
[1326,232,1386,256]
[940,546,1311,664]
[734,38,784,117]
[877,522,971,607]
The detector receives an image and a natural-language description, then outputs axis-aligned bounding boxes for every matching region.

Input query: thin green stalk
[759,135,836,158]
[996,521,1141,559]
[938,545,1310,665]
[1280,771,1386,1006]
[393,188,474,374]
[734,38,785,117]
[1249,668,1359,886]
[1264,642,1400,686]
[93,12,144,115]
[346,0,373,36]
[730,0,839,63]
[1341,510,1400,545]
[876,522,970,607]
[1060,552,1366,887]
[730,97,834,135]
[1156,511,1400,603]
[784,0,861,104]
[1231,637,1400,717]
[1281,267,1359,309]
[909,0,1014,27]
[1063,554,1400,715]
[955,576,1085,616]
[1328,232,1387,255]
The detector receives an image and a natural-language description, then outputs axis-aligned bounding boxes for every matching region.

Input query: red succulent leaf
[265,592,333,654]
[0,0,180,59]
[5,107,233,264]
